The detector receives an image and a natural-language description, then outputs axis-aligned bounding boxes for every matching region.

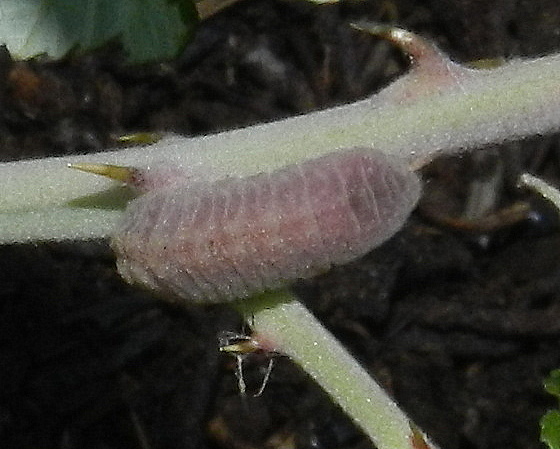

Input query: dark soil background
[1,0,560,448]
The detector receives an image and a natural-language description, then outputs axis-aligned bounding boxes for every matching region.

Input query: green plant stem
[1,46,560,243]
[235,290,439,449]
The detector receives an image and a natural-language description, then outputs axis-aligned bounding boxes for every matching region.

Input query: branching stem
[1,27,560,242]
[235,290,439,449]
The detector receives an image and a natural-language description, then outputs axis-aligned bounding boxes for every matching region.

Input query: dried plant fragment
[519,173,560,213]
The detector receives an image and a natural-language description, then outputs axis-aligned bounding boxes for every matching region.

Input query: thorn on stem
[69,162,134,184]
[352,23,473,103]
[409,425,434,449]
[351,23,443,66]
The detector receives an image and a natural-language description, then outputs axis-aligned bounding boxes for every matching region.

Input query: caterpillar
[104,148,420,304]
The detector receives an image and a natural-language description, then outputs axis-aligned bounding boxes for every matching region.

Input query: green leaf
[545,370,560,399]
[541,371,560,449]
[0,0,198,63]
[541,411,560,449]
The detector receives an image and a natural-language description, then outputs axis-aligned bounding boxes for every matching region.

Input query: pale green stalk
[236,290,438,449]
[1,40,560,242]
[2,26,560,449]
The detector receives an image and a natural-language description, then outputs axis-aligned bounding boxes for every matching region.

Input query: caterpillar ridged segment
[72,148,420,304]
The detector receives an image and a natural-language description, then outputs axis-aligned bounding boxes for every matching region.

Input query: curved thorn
[350,23,444,65]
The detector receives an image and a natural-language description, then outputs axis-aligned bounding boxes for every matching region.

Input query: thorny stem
[235,290,439,449]
[1,24,560,449]
[1,26,560,242]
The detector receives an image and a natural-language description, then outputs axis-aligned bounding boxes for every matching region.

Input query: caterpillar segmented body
[111,148,420,304]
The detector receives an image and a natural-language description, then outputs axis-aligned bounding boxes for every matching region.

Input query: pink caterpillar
[110,148,420,304]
